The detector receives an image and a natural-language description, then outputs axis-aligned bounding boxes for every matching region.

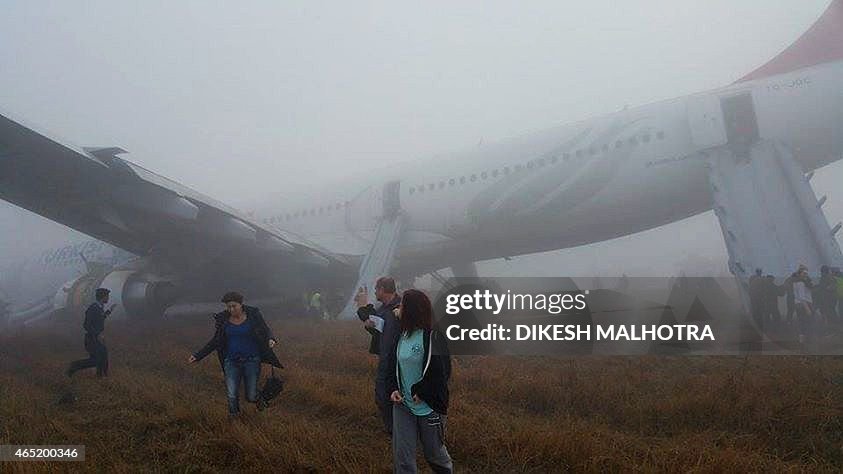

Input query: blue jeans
[224,355,260,414]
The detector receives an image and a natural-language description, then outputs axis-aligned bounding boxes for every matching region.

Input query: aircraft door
[720,92,759,155]
[382,180,400,219]
[687,94,728,149]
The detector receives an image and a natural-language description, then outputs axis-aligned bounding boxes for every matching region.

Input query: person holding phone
[67,288,116,378]
[386,289,453,473]
[356,276,401,434]
[188,291,281,417]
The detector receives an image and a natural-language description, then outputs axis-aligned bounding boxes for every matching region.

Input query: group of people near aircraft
[749,264,843,344]
[65,277,453,474]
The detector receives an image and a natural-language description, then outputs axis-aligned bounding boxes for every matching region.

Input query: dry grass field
[2,314,843,473]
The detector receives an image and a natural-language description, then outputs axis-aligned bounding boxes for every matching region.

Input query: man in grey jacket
[356,276,401,434]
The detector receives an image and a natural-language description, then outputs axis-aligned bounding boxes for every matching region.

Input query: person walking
[793,265,814,345]
[188,291,282,417]
[785,271,798,324]
[386,289,453,474]
[819,265,838,322]
[749,268,765,326]
[67,288,115,378]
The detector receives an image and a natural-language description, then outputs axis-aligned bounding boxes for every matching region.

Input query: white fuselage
[3,61,843,311]
[253,61,843,274]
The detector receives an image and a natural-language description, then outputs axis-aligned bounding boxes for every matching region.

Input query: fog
[0,0,839,277]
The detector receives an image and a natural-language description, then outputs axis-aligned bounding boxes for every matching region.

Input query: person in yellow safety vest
[309,291,323,319]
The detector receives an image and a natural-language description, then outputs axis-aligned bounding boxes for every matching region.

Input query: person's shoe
[256,398,267,412]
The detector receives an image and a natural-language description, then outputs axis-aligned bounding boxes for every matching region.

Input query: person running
[386,289,453,474]
[188,291,282,417]
[67,288,115,378]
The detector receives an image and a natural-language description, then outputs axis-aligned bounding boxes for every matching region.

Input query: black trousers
[68,335,108,376]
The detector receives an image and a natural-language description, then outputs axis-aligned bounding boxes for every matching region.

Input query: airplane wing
[0,110,350,280]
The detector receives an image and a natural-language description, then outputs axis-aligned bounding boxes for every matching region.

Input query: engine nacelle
[54,270,177,319]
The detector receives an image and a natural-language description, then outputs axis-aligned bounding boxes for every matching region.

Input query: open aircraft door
[686,94,728,150]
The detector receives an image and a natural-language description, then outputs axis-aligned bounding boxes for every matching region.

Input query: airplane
[1,0,842,325]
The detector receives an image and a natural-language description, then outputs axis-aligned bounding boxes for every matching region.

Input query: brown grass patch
[2,316,843,472]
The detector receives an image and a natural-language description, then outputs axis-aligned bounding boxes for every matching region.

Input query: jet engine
[53,270,177,319]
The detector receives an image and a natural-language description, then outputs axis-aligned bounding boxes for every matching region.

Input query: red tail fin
[736,0,843,83]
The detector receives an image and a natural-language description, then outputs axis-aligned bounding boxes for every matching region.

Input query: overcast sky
[0,0,838,276]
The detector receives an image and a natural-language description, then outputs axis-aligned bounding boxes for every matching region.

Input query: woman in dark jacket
[188,291,282,416]
[385,289,452,474]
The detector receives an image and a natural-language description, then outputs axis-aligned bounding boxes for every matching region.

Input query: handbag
[260,366,284,404]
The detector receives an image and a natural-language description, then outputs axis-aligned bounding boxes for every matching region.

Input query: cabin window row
[263,201,351,224]
[406,130,665,195]
[260,130,665,222]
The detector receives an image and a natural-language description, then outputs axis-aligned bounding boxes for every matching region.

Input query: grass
[2,314,843,472]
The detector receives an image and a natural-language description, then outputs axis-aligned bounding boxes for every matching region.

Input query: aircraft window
[345,201,350,206]
[460,176,466,184]
[526,161,534,169]
[449,178,455,186]
[588,147,596,156]
[439,181,445,189]
[642,134,651,143]
[656,131,665,140]
[516,164,523,172]
[294,211,300,217]
[492,169,499,177]
[550,156,558,164]
[470,174,477,182]
[503,167,510,174]
[615,140,623,148]
[409,187,415,194]
[628,137,638,146]
[310,209,316,216]
[563,153,570,161]
[318,207,324,214]
[602,144,609,153]
[336,203,342,210]
[481,171,488,179]
[428,183,435,191]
